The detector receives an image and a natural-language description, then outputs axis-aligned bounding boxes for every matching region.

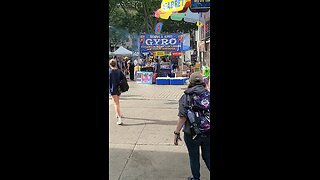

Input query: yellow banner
[156,51,165,56]
[161,0,187,13]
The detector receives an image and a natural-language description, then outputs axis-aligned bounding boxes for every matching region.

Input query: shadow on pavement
[109,147,210,180]
[164,101,179,105]
[120,95,142,97]
[120,98,148,101]
[109,97,147,101]
[120,117,177,126]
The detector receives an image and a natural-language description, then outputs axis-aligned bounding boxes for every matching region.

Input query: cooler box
[156,77,170,85]
[184,77,189,84]
[170,77,189,85]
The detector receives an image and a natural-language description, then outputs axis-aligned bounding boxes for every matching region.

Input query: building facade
[199,10,210,68]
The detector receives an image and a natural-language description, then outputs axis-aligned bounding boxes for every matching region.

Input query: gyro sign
[139,34,183,52]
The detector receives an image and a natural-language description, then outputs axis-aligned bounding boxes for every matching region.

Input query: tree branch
[120,2,129,17]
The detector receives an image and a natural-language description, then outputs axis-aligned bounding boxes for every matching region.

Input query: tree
[109,27,130,51]
[109,0,197,35]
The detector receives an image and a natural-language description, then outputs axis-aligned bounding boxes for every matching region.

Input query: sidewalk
[109,81,210,180]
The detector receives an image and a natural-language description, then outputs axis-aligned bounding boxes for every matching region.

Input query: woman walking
[109,59,125,125]
[173,72,210,180]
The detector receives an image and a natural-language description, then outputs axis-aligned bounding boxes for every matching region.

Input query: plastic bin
[156,77,170,85]
[170,77,189,85]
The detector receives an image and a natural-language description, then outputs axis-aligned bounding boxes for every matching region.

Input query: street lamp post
[196,12,203,73]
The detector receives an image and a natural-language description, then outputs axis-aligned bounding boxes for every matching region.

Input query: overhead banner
[155,51,165,56]
[190,0,210,12]
[182,33,190,51]
[161,0,188,12]
[205,20,210,38]
[172,52,182,56]
[154,22,163,34]
[139,34,183,52]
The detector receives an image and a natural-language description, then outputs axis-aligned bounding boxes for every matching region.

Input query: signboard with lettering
[205,20,210,38]
[156,51,165,56]
[135,71,153,84]
[139,34,183,52]
[190,0,210,12]
[154,22,163,34]
[165,52,172,56]
[172,52,182,56]
[161,0,188,12]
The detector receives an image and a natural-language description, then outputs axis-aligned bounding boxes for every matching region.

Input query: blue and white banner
[139,34,183,52]
[182,33,190,51]
[154,22,163,34]
[190,0,210,12]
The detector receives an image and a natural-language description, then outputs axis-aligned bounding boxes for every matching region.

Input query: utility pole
[196,12,203,72]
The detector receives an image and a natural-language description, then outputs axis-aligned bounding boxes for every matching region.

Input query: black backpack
[117,70,129,93]
[185,90,210,139]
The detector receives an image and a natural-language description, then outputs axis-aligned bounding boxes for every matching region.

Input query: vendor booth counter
[135,71,153,84]
[140,66,154,72]
[156,77,189,85]
[170,77,189,85]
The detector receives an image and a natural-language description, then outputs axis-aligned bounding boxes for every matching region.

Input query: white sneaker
[115,114,124,118]
[116,117,123,125]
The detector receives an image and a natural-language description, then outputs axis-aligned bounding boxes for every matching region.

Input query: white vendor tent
[113,46,133,56]
[132,52,140,57]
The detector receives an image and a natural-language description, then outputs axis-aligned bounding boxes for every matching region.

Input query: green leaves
[110,0,197,33]
[109,0,197,49]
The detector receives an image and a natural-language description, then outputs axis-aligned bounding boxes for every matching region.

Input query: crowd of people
[111,56,135,81]
[110,56,176,81]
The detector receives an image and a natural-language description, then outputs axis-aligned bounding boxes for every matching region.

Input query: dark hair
[188,82,206,88]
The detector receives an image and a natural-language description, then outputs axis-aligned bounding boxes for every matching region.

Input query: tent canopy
[113,46,133,56]
[132,52,140,57]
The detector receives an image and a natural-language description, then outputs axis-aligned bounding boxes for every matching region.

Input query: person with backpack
[109,59,126,125]
[173,72,210,180]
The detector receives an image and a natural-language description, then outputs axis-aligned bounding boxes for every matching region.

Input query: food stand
[135,66,154,84]
[158,62,172,77]
[135,71,153,84]
[138,33,190,85]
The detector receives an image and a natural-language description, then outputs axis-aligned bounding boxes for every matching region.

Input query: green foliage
[160,19,197,33]
[108,0,197,50]
[109,0,197,34]
[109,27,129,49]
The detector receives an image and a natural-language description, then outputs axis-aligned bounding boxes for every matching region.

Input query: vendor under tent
[113,46,133,56]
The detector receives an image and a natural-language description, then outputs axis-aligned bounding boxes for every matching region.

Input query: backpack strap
[186,93,192,108]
